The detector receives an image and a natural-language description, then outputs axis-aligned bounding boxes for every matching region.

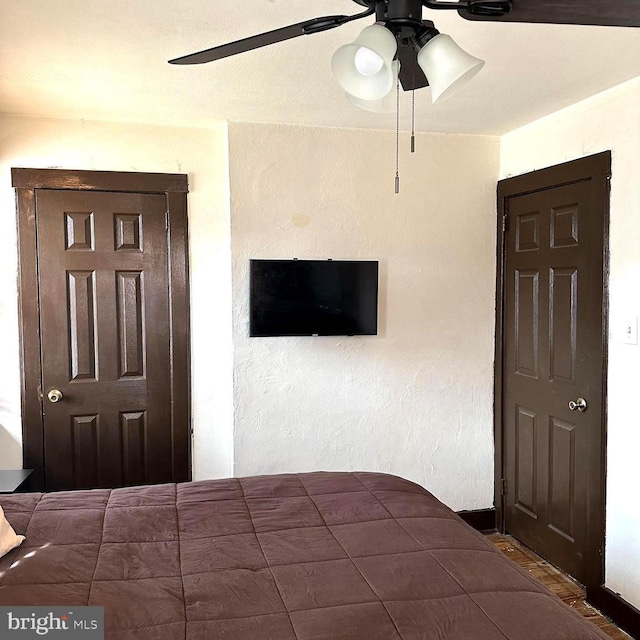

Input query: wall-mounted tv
[250,259,379,337]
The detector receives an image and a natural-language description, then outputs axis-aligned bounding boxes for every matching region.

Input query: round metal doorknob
[568,397,587,412]
[47,389,63,403]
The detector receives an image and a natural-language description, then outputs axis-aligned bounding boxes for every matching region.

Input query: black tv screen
[250,259,379,337]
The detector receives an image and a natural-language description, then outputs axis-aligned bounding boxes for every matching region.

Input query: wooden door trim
[11,168,188,193]
[12,168,192,490]
[494,151,611,587]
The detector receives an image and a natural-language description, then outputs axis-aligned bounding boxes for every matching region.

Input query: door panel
[549,267,577,383]
[116,271,145,378]
[36,189,176,491]
[501,163,608,587]
[548,416,576,542]
[67,270,97,381]
[514,405,537,518]
[514,269,539,377]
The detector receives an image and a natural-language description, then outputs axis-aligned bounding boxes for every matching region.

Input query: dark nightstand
[0,469,35,494]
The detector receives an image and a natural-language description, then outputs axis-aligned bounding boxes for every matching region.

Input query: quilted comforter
[0,472,608,639]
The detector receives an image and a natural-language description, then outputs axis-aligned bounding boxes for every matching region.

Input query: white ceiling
[2,0,640,135]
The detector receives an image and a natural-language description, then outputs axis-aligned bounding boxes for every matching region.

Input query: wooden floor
[489,533,631,640]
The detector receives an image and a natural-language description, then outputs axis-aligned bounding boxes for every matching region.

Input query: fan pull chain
[395,77,400,194]
[411,89,416,153]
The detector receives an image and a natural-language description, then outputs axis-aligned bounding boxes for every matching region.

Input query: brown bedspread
[0,472,608,639]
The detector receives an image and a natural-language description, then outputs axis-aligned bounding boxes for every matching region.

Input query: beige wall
[0,114,234,480]
[0,116,501,512]
[229,122,500,511]
[500,75,640,608]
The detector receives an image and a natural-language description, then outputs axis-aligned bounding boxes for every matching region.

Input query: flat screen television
[250,259,379,337]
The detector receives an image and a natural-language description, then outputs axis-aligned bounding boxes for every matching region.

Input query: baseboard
[587,585,640,639]
[457,508,497,533]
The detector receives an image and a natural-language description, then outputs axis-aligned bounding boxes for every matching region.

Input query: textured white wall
[0,114,233,480]
[229,122,500,511]
[0,116,501,513]
[500,76,640,608]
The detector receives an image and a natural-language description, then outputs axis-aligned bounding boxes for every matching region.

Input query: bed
[0,471,608,639]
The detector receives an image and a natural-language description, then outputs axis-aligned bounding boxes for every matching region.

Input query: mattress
[0,472,608,639]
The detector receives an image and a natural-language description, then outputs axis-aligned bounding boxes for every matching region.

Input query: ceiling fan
[169,0,640,105]
[170,0,639,191]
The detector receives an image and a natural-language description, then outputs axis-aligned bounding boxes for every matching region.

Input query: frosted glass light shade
[332,24,398,101]
[346,61,400,113]
[417,33,484,103]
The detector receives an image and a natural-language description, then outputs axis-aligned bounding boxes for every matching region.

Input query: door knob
[568,397,587,412]
[47,389,63,403]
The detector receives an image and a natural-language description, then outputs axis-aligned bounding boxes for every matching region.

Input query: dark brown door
[14,170,190,491]
[499,153,609,588]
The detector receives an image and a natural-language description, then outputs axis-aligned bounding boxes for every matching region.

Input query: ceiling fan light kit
[334,20,486,107]
[332,23,399,100]
[346,60,401,112]
[416,33,485,103]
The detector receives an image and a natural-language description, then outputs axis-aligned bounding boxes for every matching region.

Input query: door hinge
[165,211,169,231]
[502,214,509,233]
[501,478,507,497]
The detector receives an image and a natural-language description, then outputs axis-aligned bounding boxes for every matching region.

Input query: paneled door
[498,153,610,588]
[14,169,191,492]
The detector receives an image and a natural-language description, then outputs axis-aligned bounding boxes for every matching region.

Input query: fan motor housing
[377,0,424,23]
[353,0,424,24]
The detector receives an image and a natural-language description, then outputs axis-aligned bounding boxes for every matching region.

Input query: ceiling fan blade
[170,21,318,65]
[397,42,430,91]
[169,13,359,65]
[458,0,640,27]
